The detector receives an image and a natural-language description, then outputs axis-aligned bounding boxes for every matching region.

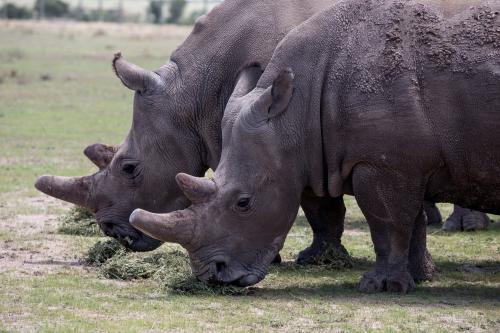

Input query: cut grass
[85,239,250,295]
[57,206,102,237]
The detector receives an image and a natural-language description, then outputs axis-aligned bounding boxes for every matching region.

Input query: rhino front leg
[296,193,351,265]
[353,165,425,293]
[442,205,490,232]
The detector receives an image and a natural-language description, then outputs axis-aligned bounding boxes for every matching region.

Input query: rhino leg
[353,165,421,293]
[296,193,351,265]
[423,201,442,225]
[442,205,490,232]
[408,208,435,282]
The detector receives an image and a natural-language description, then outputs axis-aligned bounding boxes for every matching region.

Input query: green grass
[0,20,499,332]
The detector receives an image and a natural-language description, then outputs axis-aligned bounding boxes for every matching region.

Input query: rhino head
[130,69,303,285]
[35,53,206,251]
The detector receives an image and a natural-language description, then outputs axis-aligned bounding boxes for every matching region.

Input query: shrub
[148,0,164,24]
[0,3,32,19]
[167,0,186,24]
[34,0,69,18]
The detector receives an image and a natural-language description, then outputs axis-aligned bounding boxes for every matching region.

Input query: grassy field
[0,20,499,332]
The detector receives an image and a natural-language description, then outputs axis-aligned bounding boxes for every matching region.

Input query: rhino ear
[231,65,262,98]
[269,68,294,116]
[112,52,162,92]
[249,68,294,125]
[84,143,117,169]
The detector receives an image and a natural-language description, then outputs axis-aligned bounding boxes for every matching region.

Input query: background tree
[148,0,164,24]
[0,2,32,19]
[34,0,69,18]
[167,0,186,24]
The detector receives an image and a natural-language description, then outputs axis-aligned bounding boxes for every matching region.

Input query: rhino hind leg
[424,201,442,225]
[408,208,435,282]
[353,165,425,293]
[442,205,490,232]
[296,194,352,267]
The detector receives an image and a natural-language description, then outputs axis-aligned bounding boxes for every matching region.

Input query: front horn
[130,208,196,246]
[35,175,94,211]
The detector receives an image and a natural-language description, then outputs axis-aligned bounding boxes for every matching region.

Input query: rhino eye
[234,196,253,213]
[122,163,136,175]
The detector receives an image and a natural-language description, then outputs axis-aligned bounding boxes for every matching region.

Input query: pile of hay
[58,206,102,236]
[85,240,249,295]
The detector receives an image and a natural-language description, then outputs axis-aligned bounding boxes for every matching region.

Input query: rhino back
[258,0,500,208]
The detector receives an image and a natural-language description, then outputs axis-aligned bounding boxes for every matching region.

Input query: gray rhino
[130,0,500,292]
[35,0,347,256]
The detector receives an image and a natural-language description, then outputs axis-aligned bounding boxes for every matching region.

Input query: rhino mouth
[98,218,162,252]
[192,255,267,287]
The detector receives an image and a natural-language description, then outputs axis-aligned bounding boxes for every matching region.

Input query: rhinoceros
[130,0,500,292]
[35,0,349,257]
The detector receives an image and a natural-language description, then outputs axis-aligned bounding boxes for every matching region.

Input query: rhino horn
[130,208,195,246]
[175,173,216,204]
[34,175,94,211]
[112,52,162,92]
[84,143,117,169]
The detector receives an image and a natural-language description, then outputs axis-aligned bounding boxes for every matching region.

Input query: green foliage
[148,0,164,24]
[167,0,186,24]
[0,3,32,19]
[71,8,124,23]
[57,206,102,237]
[34,0,69,18]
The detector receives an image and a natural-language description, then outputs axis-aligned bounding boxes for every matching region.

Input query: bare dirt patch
[0,194,83,275]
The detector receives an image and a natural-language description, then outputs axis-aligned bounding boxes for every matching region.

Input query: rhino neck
[160,0,334,171]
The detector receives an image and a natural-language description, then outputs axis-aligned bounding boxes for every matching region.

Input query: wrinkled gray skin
[131,0,500,291]
[35,0,346,254]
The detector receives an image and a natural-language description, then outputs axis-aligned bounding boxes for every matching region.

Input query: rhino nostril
[215,260,226,274]
[100,222,114,236]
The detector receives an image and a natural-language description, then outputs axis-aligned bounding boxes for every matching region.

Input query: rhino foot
[358,268,415,293]
[408,249,435,283]
[443,205,490,232]
[296,242,353,268]
[271,253,282,264]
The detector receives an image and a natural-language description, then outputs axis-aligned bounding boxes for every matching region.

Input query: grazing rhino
[35,0,349,255]
[130,0,500,292]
